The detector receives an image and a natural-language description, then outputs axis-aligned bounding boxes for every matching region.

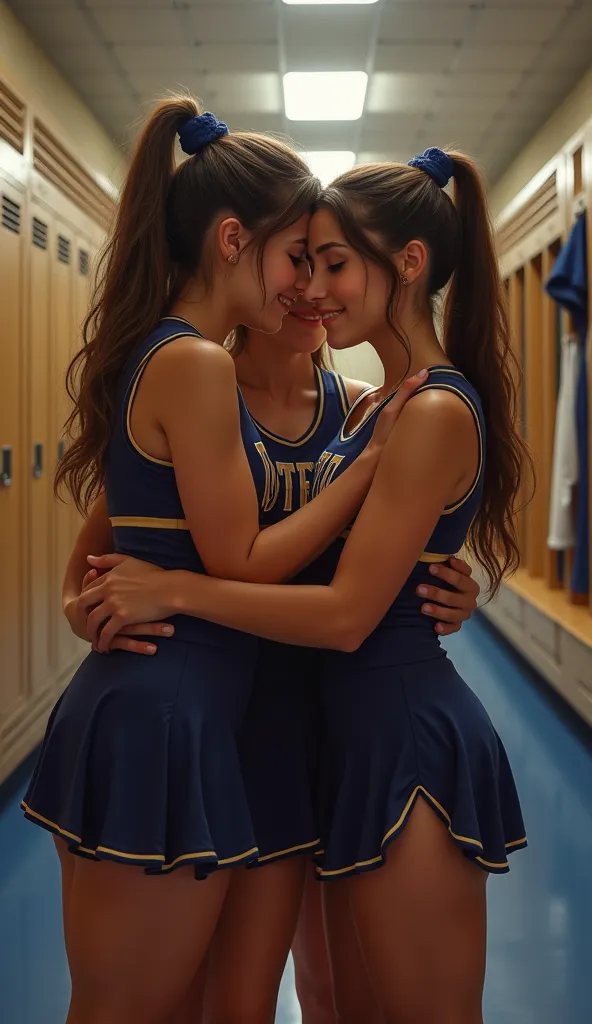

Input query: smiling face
[304,208,392,350]
[232,213,312,334]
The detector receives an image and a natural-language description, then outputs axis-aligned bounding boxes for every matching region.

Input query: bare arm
[63,493,113,638]
[83,391,479,652]
[64,493,171,655]
[138,338,422,584]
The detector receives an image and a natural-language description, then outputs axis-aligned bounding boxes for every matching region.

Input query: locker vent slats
[2,194,21,234]
[57,234,70,264]
[32,217,48,250]
[0,78,25,154]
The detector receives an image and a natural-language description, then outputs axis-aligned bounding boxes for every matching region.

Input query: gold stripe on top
[414,382,483,515]
[110,516,190,530]
[253,363,326,448]
[334,372,350,417]
[126,331,200,466]
[339,385,383,441]
[418,551,451,563]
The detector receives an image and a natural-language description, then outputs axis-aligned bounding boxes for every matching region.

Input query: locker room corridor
[1,614,591,1024]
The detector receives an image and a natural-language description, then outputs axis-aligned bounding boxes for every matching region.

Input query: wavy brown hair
[320,154,532,595]
[56,95,320,512]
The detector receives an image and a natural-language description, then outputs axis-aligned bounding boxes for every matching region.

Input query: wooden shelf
[505,569,592,649]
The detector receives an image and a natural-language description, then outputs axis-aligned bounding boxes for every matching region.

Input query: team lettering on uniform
[255,442,344,511]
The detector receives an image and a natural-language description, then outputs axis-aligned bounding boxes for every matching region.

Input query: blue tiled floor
[2,615,592,1023]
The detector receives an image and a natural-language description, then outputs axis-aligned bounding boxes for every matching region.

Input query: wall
[0,0,124,193]
[333,342,384,386]
[490,68,592,219]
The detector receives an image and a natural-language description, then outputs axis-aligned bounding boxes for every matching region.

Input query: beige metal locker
[27,202,54,697]
[0,175,26,771]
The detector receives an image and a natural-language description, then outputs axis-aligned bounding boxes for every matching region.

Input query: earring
[401,275,408,285]
[227,253,238,264]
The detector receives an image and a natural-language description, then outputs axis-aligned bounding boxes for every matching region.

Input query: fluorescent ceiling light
[284,72,368,121]
[305,151,356,185]
[283,1,378,5]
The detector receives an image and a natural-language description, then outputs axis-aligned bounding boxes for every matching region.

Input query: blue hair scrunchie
[178,112,229,156]
[408,147,453,188]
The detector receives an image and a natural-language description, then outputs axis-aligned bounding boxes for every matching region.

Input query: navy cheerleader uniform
[311,366,527,878]
[238,363,352,864]
[23,317,270,877]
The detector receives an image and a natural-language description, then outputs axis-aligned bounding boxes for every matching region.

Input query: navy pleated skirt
[23,637,262,877]
[315,645,527,879]
[238,641,321,864]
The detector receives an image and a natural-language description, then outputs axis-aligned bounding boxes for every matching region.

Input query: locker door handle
[1,445,12,487]
[33,442,44,479]
[57,439,65,461]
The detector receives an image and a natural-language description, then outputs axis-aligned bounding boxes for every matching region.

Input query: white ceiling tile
[50,43,118,75]
[195,44,279,72]
[112,44,202,73]
[542,38,592,71]
[187,7,276,43]
[380,4,471,42]
[440,72,523,97]
[13,6,97,46]
[84,0,181,7]
[283,122,360,150]
[375,43,457,73]
[73,72,132,99]
[551,6,592,42]
[455,43,539,74]
[283,7,373,70]
[475,0,577,8]
[91,9,186,45]
[437,92,508,118]
[470,7,567,43]
[518,69,583,97]
[367,73,442,114]
[199,73,281,114]
[114,43,279,73]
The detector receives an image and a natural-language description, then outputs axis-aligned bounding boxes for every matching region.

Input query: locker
[50,220,79,678]
[0,177,26,727]
[27,202,53,695]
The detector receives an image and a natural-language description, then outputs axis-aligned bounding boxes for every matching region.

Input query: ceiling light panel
[283,72,368,121]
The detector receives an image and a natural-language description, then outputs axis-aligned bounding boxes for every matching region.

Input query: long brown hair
[226,324,334,370]
[320,154,532,595]
[57,95,320,512]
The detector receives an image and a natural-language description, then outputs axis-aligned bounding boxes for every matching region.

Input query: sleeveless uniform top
[312,365,485,664]
[249,363,350,528]
[106,315,268,644]
[251,364,351,582]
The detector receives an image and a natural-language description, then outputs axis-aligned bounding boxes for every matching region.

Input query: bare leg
[291,864,337,1024]
[203,857,306,1024]
[349,798,487,1024]
[54,837,76,969]
[65,857,230,1024]
[323,879,383,1024]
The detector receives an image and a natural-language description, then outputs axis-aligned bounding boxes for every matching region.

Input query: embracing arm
[87,391,477,651]
[63,493,113,638]
[146,339,422,585]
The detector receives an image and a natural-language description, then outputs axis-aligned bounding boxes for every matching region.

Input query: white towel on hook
[548,333,580,550]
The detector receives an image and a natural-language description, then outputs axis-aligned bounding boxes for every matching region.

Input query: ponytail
[443,152,531,595]
[56,97,197,512]
[317,152,532,596]
[56,95,319,513]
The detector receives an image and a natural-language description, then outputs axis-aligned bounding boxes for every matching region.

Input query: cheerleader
[84,148,529,1023]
